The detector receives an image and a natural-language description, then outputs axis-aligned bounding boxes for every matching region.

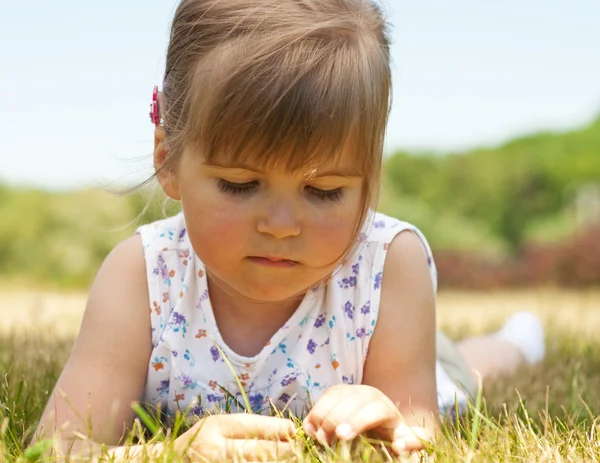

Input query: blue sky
[2,0,599,189]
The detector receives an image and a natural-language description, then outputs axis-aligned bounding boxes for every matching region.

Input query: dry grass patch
[1,289,600,461]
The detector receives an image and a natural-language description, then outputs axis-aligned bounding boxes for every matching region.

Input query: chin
[237,281,310,303]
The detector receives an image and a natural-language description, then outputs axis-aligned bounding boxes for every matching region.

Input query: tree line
[1,114,599,289]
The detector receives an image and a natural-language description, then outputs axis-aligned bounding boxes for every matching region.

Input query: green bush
[1,113,599,289]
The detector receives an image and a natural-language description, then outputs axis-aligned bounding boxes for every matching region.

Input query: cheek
[199,208,245,240]
[180,191,251,259]
[305,205,362,261]
[311,216,355,247]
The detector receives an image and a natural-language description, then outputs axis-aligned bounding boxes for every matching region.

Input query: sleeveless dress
[136,211,473,419]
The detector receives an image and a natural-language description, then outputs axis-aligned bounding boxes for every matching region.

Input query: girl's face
[170,144,364,303]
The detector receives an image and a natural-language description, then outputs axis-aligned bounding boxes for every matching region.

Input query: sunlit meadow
[2,289,600,462]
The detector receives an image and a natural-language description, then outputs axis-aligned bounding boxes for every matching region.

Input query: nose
[257,197,301,239]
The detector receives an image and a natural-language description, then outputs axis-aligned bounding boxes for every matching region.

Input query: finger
[310,395,380,446]
[227,438,297,462]
[392,426,432,454]
[392,437,425,454]
[302,386,357,437]
[186,438,296,462]
[221,414,297,441]
[332,399,398,442]
[321,397,390,442]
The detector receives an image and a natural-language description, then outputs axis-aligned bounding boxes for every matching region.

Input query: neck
[206,272,306,357]
[206,272,304,324]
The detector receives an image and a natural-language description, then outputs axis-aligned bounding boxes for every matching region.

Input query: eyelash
[217,180,344,203]
[306,186,344,203]
[217,179,258,196]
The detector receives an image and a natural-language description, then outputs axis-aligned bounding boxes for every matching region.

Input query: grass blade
[211,340,253,413]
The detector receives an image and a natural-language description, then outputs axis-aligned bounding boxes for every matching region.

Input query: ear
[154,127,181,200]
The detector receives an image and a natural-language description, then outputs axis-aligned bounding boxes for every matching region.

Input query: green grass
[3,301,600,461]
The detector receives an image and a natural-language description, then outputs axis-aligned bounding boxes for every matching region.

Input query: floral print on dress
[210,346,225,363]
[337,256,362,289]
[178,228,187,242]
[168,312,189,337]
[314,314,326,328]
[183,349,195,367]
[360,302,371,314]
[373,271,383,290]
[156,380,170,398]
[152,356,168,371]
[249,393,265,413]
[154,255,171,286]
[158,226,177,241]
[137,211,452,419]
[175,373,197,390]
[343,301,355,319]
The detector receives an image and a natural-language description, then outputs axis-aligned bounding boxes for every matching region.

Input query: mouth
[248,256,299,268]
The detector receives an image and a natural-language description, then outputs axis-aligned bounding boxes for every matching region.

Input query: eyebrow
[203,162,363,178]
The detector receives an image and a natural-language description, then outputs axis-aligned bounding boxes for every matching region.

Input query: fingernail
[393,424,410,440]
[335,424,355,440]
[392,438,406,454]
[315,427,328,446]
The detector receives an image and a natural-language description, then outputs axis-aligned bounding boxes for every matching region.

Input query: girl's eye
[306,186,344,203]
[217,179,258,196]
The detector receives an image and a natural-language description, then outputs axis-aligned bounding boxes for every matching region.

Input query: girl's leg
[456,312,545,385]
[456,336,525,383]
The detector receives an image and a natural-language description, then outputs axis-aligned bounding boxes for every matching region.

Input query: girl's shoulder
[337,211,437,293]
[314,212,437,380]
[135,212,190,252]
[134,213,195,347]
[361,211,432,249]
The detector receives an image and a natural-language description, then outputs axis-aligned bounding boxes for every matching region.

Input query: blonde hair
[157,0,392,243]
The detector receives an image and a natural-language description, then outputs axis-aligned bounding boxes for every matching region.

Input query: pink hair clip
[149,85,161,127]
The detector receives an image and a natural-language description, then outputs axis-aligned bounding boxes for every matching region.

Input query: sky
[1,0,599,190]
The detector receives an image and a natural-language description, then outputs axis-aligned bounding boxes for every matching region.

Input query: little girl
[36,0,545,460]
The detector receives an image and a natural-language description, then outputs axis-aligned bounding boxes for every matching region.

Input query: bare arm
[33,235,155,459]
[31,235,301,462]
[362,231,441,435]
[301,231,440,452]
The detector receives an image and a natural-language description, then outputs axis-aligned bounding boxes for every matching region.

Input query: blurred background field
[1,114,599,291]
[3,288,600,339]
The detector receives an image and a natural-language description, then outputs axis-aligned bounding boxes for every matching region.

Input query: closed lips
[256,256,297,263]
[249,256,299,266]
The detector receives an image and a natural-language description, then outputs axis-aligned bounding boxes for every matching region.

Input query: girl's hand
[302,385,433,455]
[175,413,297,461]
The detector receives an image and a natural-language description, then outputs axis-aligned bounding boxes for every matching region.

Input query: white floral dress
[137,211,470,418]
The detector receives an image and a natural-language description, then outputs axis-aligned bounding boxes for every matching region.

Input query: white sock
[436,362,468,415]
[494,311,545,364]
